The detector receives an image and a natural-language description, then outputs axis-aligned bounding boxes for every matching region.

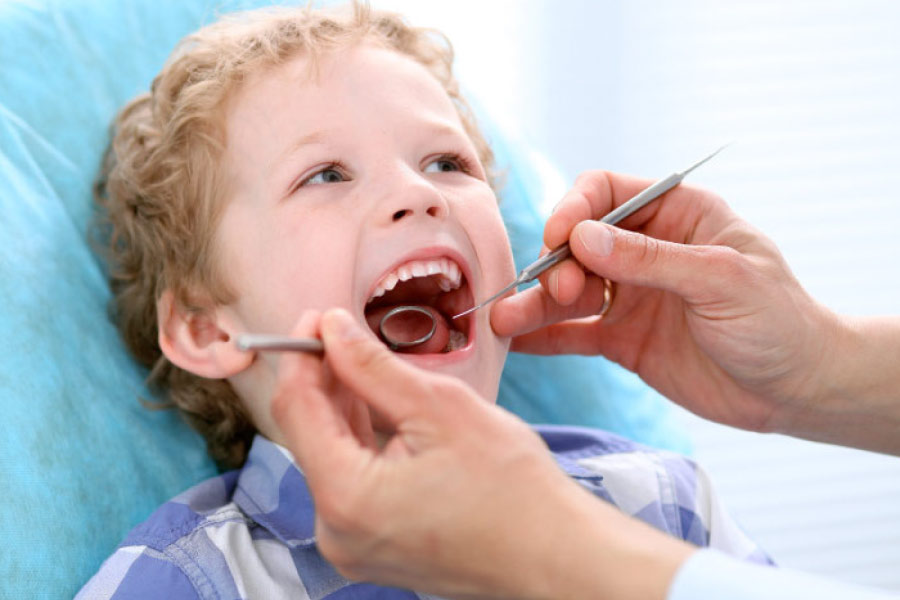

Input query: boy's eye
[424,155,469,174]
[304,167,347,185]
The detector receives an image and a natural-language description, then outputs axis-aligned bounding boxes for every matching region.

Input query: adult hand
[271,308,692,600]
[491,171,842,439]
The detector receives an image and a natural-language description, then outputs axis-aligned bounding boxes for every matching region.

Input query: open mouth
[364,257,474,355]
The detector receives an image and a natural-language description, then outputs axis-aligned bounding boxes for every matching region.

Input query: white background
[374,0,900,591]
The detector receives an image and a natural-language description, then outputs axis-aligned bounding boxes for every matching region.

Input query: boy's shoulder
[536,425,708,541]
[77,437,320,599]
[78,435,439,599]
[535,424,703,514]
[535,423,675,456]
[120,469,244,551]
[535,423,697,478]
[536,424,770,564]
[76,470,249,600]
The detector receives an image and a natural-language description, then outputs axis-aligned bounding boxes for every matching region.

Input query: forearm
[520,484,694,600]
[777,314,900,454]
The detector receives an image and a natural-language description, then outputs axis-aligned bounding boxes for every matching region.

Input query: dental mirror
[377,305,438,351]
[235,304,439,354]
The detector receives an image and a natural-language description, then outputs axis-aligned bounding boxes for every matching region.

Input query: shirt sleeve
[668,548,900,600]
[76,545,201,600]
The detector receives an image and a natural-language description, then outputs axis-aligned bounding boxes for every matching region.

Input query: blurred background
[374,0,900,591]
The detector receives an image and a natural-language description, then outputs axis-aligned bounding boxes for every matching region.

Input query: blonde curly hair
[95,2,495,469]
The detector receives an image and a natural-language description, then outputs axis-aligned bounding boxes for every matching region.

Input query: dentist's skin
[273,171,900,598]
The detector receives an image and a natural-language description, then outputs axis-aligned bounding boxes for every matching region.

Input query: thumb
[320,308,453,426]
[570,221,735,300]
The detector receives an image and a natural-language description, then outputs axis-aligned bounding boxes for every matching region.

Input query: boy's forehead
[222,44,470,174]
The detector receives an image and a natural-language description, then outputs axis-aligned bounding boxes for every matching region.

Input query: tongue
[364,304,450,354]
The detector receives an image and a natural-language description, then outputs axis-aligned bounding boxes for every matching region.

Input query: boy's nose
[377,171,450,226]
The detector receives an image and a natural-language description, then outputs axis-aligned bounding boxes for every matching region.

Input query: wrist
[774,312,900,454]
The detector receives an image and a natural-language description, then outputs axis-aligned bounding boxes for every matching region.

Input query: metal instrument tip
[451,280,519,320]
[680,142,733,177]
[451,305,479,320]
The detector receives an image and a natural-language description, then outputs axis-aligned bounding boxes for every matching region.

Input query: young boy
[79,3,770,598]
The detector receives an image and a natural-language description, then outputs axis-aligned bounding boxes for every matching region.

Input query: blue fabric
[0,1,688,598]
[79,431,765,599]
[113,553,202,600]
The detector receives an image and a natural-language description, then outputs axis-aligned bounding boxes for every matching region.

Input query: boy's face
[214,44,516,424]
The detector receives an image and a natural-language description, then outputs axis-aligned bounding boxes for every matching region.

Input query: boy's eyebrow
[278,130,327,162]
[418,121,470,144]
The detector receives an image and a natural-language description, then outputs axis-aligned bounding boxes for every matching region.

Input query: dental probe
[236,334,324,354]
[452,144,729,320]
[236,306,439,354]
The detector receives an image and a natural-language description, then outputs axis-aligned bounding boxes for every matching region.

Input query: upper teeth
[369,258,463,302]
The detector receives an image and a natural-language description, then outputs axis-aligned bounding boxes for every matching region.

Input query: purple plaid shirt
[78,425,771,599]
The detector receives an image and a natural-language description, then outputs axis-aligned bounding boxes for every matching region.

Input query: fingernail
[577,222,614,257]
[326,309,365,341]
[549,269,560,299]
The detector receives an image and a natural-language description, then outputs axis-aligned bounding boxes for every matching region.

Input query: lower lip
[398,338,476,367]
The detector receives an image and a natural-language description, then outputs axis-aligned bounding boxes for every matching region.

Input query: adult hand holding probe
[453,145,728,319]
[491,170,900,454]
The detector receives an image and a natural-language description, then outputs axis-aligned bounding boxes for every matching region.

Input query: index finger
[319,309,455,427]
[490,275,611,339]
[270,311,370,488]
[544,171,655,250]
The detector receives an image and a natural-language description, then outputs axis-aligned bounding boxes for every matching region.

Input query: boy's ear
[157,290,253,379]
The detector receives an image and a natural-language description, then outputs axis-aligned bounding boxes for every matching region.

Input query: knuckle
[317,487,361,531]
[316,498,371,554]
[546,325,566,355]
[313,491,376,580]
[563,170,613,215]
[574,169,611,189]
[421,375,476,415]
[704,245,753,286]
[316,534,363,579]
[576,170,614,206]
[350,336,393,372]
[704,192,730,214]
[632,231,664,266]
[427,375,468,403]
[269,386,292,423]
[332,559,364,582]
[692,186,729,215]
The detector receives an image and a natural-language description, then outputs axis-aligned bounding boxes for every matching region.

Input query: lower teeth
[444,330,468,352]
